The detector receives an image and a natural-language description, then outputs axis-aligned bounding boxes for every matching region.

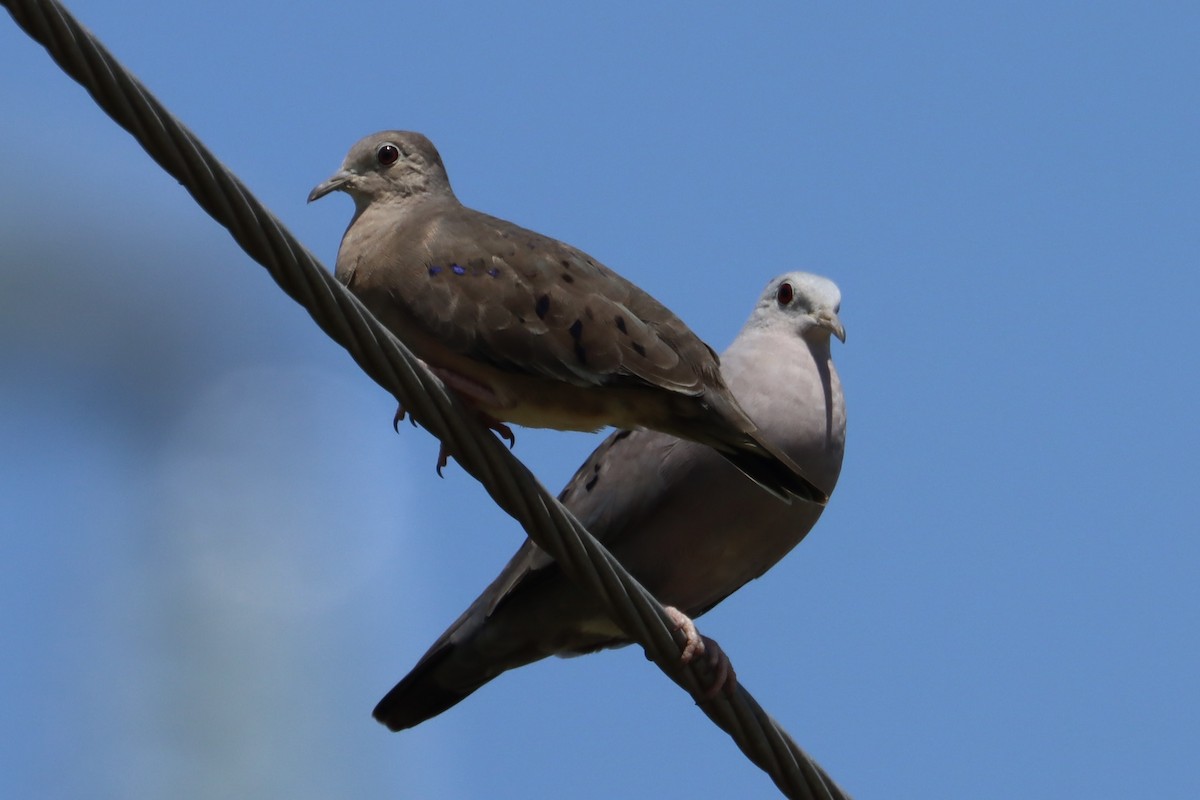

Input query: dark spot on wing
[428,265,443,276]
[631,342,646,357]
[585,474,599,492]
[561,273,575,283]
[450,263,466,276]
[535,294,550,319]
[614,316,627,334]
[569,319,587,364]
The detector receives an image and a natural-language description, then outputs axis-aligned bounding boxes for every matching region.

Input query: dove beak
[814,309,846,343]
[307,169,353,203]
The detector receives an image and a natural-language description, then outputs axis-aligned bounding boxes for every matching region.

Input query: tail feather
[373,587,568,731]
[671,387,828,504]
[373,643,490,732]
[716,431,828,505]
[669,402,827,503]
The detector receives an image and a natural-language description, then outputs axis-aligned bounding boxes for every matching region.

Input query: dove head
[749,272,845,343]
[308,131,453,212]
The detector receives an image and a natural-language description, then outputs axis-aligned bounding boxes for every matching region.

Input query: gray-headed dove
[372,271,846,730]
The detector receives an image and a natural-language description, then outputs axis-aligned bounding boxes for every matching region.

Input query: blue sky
[2,2,1197,797]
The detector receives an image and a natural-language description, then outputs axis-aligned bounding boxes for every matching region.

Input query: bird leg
[424,365,516,447]
[386,360,517,473]
[664,606,738,700]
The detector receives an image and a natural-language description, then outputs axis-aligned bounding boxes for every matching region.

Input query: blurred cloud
[0,192,424,797]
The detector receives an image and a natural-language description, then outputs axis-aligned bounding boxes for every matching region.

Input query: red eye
[377,143,400,166]
[776,281,794,306]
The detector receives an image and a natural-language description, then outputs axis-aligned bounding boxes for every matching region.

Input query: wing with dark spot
[365,199,718,395]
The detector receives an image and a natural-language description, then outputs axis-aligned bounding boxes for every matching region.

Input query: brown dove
[308,131,824,504]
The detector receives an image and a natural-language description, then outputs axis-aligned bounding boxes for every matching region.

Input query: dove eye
[376,143,400,166]
[776,281,794,306]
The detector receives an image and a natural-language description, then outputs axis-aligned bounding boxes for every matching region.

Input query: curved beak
[307,169,353,203]
[813,309,846,343]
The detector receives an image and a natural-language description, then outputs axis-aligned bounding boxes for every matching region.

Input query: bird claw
[392,403,419,433]
[482,415,516,449]
[664,606,737,701]
[432,413,517,477]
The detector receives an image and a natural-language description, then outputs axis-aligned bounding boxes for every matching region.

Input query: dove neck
[350,184,457,225]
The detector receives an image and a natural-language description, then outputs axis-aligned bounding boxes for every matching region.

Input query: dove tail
[712,431,828,505]
[373,621,557,731]
[668,416,827,504]
[665,390,828,504]
[714,435,828,505]
[373,643,491,731]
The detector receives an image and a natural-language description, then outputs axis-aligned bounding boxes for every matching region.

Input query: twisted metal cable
[4,1,851,797]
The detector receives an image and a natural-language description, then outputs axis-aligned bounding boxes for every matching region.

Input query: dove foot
[392,403,420,432]
[665,606,705,662]
[693,634,737,700]
[433,412,518,477]
[477,412,516,449]
[664,606,738,700]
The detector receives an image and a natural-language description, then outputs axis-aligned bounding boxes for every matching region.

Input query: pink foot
[664,606,737,700]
